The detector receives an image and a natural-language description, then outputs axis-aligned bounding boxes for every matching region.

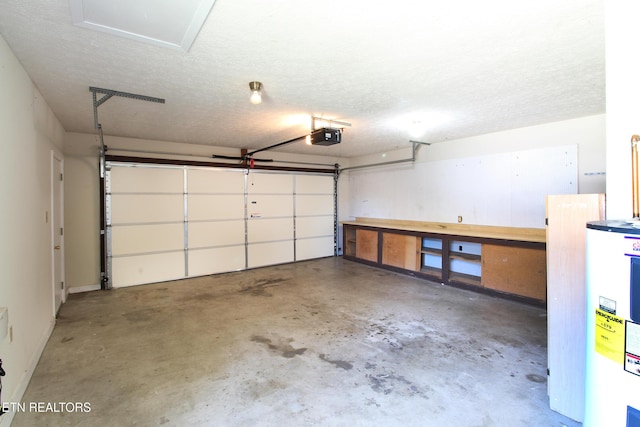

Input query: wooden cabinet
[342,218,547,305]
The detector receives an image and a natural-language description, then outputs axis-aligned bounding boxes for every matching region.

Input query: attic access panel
[70,0,216,51]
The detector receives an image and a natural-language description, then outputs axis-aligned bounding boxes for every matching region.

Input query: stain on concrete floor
[251,335,307,358]
[319,354,353,370]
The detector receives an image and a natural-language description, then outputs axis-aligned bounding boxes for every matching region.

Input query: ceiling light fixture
[249,81,262,104]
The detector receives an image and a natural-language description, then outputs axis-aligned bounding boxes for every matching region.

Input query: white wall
[342,114,605,228]
[63,132,346,292]
[605,1,640,219]
[0,35,65,426]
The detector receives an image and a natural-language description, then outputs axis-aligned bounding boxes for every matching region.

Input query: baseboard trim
[0,318,55,427]
[68,284,101,294]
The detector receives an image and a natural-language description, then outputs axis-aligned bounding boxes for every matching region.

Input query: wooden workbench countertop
[341,217,546,244]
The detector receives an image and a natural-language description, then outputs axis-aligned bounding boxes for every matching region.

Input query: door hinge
[60,227,64,236]
[61,281,64,289]
[60,173,63,181]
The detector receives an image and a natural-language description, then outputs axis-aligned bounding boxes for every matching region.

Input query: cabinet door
[382,233,419,271]
[355,229,378,263]
[481,244,546,301]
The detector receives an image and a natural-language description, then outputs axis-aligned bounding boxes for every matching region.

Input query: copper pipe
[633,135,640,218]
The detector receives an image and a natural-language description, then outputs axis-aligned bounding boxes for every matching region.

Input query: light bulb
[305,135,311,145]
[250,90,262,105]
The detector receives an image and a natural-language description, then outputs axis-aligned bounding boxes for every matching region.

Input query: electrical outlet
[457,215,463,223]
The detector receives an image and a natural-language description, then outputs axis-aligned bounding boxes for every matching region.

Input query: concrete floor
[11,257,579,427]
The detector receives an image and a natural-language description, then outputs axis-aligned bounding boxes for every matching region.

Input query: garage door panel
[296,237,334,260]
[111,194,184,224]
[188,169,244,194]
[188,194,245,221]
[188,246,245,276]
[189,220,245,248]
[248,218,293,243]
[248,241,294,268]
[111,223,184,255]
[110,166,184,193]
[248,173,293,194]
[296,216,334,239]
[296,194,334,216]
[247,195,293,218]
[112,252,185,288]
[296,174,333,193]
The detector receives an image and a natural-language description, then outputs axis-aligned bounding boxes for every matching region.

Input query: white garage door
[106,163,335,288]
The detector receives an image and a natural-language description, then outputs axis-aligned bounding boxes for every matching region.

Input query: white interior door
[52,152,64,314]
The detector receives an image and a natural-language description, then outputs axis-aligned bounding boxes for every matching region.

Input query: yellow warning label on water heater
[595,308,625,364]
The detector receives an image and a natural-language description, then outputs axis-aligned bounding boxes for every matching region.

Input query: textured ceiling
[0,0,605,158]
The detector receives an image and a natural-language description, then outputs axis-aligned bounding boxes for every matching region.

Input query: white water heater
[585,221,640,427]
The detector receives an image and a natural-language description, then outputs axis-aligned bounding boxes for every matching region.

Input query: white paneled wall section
[107,163,335,288]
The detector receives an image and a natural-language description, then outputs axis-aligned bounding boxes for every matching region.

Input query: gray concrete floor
[11,257,580,427]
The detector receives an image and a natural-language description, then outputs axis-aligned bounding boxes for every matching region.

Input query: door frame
[51,149,65,315]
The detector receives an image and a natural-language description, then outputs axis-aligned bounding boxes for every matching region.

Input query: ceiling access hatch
[69,0,216,52]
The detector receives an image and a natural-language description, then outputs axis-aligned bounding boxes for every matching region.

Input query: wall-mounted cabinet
[342,218,547,305]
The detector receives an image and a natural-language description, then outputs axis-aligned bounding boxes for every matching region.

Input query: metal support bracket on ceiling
[337,140,431,176]
[90,86,165,159]
[90,86,165,130]
[311,116,352,130]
